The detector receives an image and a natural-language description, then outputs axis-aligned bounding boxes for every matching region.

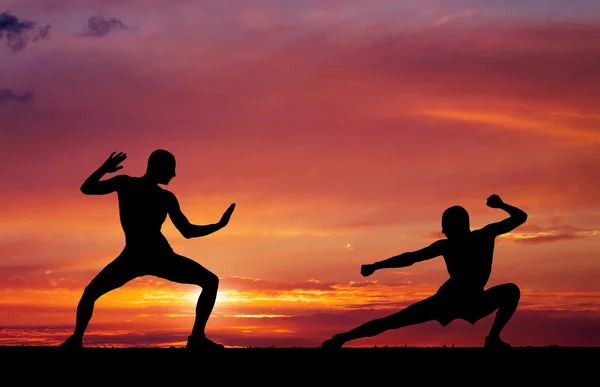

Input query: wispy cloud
[432,9,477,27]
[0,11,50,53]
[501,224,600,245]
[80,16,132,38]
[0,89,33,104]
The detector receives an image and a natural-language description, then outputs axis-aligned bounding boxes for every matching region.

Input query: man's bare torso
[115,176,173,249]
[438,228,496,292]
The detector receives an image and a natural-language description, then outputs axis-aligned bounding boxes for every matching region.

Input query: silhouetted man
[322,194,527,349]
[59,150,235,350]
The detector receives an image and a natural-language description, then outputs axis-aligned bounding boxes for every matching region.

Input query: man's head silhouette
[146,149,176,185]
[441,205,470,239]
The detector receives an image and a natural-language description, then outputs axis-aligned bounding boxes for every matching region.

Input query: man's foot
[58,335,83,350]
[484,335,511,349]
[186,335,225,351]
[321,334,345,349]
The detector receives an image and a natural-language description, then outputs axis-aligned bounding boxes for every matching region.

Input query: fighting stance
[60,150,235,350]
[322,194,527,349]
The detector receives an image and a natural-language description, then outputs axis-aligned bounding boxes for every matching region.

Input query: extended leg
[322,296,439,348]
[60,254,138,348]
[479,283,521,348]
[151,253,222,349]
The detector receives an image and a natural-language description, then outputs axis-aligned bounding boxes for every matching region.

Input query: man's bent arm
[168,193,225,239]
[80,167,125,195]
[371,240,445,271]
[499,202,528,220]
[484,202,528,236]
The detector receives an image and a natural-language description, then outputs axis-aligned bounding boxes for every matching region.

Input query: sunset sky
[1,0,600,348]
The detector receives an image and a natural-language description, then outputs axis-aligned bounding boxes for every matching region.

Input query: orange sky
[1,0,600,347]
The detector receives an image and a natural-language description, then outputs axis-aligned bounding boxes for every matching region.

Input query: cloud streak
[0,11,50,53]
[0,89,32,104]
[80,16,131,38]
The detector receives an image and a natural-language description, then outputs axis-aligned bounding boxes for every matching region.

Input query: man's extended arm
[168,193,235,239]
[482,194,528,236]
[361,240,445,277]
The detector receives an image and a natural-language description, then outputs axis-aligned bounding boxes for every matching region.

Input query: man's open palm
[101,152,127,173]
[219,203,236,227]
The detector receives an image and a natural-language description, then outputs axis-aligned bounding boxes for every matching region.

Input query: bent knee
[503,283,521,301]
[82,285,101,301]
[200,272,219,290]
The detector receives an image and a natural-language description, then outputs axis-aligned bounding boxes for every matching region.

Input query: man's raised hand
[486,194,504,209]
[100,152,127,173]
[218,203,236,228]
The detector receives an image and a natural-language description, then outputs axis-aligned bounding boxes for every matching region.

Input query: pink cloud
[2,20,599,209]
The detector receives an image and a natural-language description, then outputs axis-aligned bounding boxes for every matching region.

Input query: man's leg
[322,296,440,348]
[60,253,139,348]
[150,253,221,349]
[478,283,521,348]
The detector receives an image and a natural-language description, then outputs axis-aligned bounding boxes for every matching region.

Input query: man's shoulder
[431,239,448,250]
[112,174,133,187]
[160,188,177,199]
[473,226,491,234]
[472,227,496,240]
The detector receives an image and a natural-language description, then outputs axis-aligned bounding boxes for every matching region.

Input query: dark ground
[3,346,596,383]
